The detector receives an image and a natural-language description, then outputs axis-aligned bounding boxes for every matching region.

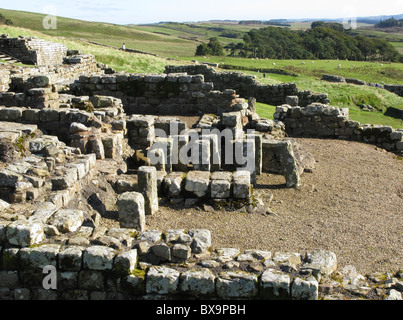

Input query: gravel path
[146,138,403,275]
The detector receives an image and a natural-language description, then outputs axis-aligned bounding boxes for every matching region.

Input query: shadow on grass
[384,106,403,121]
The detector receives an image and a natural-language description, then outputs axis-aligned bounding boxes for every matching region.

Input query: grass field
[0,9,199,57]
[0,8,402,128]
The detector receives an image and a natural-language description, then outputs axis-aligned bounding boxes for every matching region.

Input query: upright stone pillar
[151,137,173,172]
[171,134,189,172]
[88,136,105,160]
[245,132,263,176]
[138,166,159,216]
[148,148,166,172]
[279,140,301,188]
[193,139,211,172]
[201,134,221,172]
[116,192,145,231]
[234,138,256,186]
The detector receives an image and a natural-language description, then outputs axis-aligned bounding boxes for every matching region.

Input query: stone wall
[384,84,403,97]
[164,64,330,107]
[0,36,67,66]
[0,96,125,154]
[0,237,337,300]
[274,103,403,152]
[71,73,248,116]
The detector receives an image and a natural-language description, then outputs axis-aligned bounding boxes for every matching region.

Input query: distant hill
[201,14,403,26]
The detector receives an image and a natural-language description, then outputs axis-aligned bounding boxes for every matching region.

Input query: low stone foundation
[274,103,403,152]
[164,64,330,107]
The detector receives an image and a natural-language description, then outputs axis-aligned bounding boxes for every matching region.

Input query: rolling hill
[0,8,402,128]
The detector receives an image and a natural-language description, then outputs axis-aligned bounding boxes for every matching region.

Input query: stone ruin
[0,37,402,301]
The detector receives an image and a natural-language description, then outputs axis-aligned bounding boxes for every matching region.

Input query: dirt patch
[145,138,403,275]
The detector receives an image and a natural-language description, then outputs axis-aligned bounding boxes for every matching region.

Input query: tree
[195,38,224,57]
[207,37,224,56]
[311,21,325,29]
[195,43,211,56]
[237,24,401,62]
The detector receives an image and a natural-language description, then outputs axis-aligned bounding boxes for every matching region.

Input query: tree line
[375,17,403,28]
[195,21,402,62]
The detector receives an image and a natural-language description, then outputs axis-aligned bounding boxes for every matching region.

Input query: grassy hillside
[0,24,171,74]
[0,8,198,57]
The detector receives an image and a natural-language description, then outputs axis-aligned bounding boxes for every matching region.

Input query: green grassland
[0,9,199,57]
[0,24,171,74]
[0,8,402,128]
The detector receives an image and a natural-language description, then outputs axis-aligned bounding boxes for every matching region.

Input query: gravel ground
[146,138,403,275]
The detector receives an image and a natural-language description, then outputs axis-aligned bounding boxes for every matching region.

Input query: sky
[0,0,403,25]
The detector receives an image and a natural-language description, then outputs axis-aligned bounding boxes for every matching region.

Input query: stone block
[291,277,319,300]
[286,95,299,107]
[19,244,60,269]
[0,108,23,121]
[236,139,256,185]
[171,134,189,171]
[216,271,258,298]
[6,220,45,247]
[273,252,302,272]
[67,162,87,180]
[180,269,216,296]
[138,230,162,243]
[88,137,105,160]
[150,137,173,172]
[301,250,337,278]
[165,229,192,245]
[222,111,242,128]
[163,172,185,197]
[192,139,211,171]
[211,179,231,199]
[83,246,116,270]
[245,132,263,175]
[116,192,145,231]
[51,167,78,190]
[200,134,221,171]
[78,270,105,290]
[0,169,23,187]
[114,249,138,275]
[189,229,211,254]
[233,170,251,199]
[146,266,180,295]
[172,244,191,260]
[138,166,158,216]
[58,246,84,271]
[128,115,155,128]
[49,209,84,233]
[261,269,291,300]
[151,243,171,261]
[185,171,210,198]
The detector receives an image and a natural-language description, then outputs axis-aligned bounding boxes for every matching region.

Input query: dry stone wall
[384,84,403,97]
[72,73,249,116]
[0,221,342,300]
[0,35,68,66]
[274,103,403,152]
[164,64,330,107]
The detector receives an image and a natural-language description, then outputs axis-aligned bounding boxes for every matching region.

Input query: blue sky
[1,0,402,24]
